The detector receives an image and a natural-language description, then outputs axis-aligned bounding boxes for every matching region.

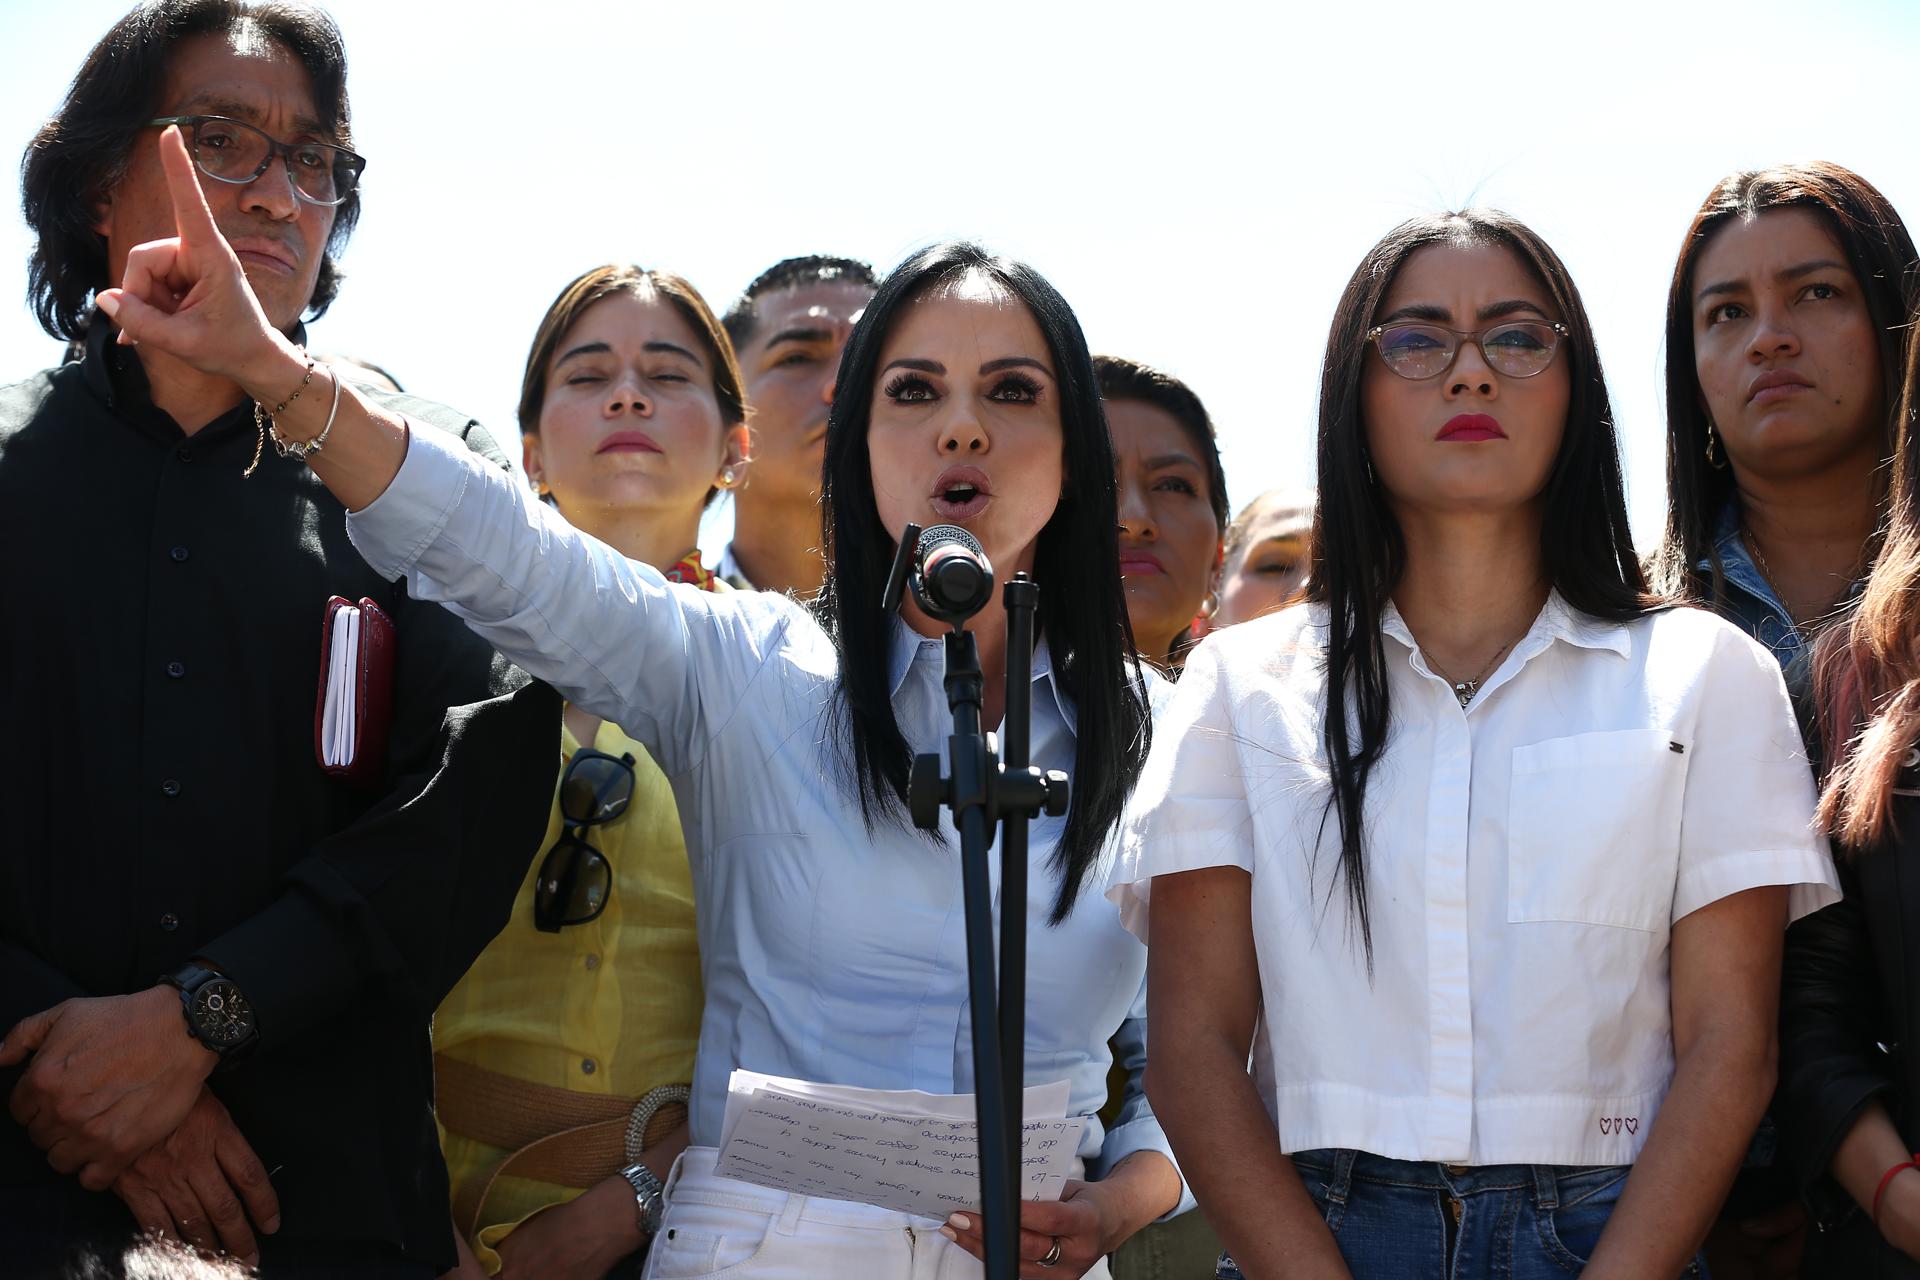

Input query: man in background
[719,255,875,596]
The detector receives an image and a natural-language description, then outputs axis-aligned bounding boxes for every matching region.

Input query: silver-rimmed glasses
[148,115,365,207]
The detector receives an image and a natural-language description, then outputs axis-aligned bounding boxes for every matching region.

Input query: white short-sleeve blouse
[1110,593,1840,1167]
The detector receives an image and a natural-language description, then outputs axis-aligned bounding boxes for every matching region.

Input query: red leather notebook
[314,595,396,789]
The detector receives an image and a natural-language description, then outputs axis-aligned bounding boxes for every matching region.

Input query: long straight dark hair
[818,242,1151,922]
[1651,163,1917,601]
[1308,210,1657,961]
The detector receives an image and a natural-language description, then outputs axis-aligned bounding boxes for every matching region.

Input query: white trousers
[643,1146,1113,1280]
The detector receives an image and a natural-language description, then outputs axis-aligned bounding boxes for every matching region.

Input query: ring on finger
[1040,1236,1062,1267]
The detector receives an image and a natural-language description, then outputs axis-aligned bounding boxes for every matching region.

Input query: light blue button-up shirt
[346,425,1185,1205]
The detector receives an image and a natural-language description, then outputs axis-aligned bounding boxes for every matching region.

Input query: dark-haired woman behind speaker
[1654,159,1918,1280]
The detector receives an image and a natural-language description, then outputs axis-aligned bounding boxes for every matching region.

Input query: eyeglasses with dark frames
[147,115,366,208]
[1366,319,1571,381]
[533,748,636,932]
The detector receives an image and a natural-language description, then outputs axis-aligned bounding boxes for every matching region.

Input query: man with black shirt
[0,3,558,1276]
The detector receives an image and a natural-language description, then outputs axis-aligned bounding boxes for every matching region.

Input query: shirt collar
[1379,589,1631,661]
[886,615,1079,735]
[81,309,308,444]
[1703,501,1788,613]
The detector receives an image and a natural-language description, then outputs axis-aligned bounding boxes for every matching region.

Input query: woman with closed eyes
[1198,489,1314,638]
[431,265,746,1280]
[1114,210,1839,1280]
[94,153,1186,1279]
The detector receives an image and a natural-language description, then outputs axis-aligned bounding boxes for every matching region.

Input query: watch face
[191,980,255,1047]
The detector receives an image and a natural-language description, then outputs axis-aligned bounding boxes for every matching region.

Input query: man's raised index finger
[156,125,222,243]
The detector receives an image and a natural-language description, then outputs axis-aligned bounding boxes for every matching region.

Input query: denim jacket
[1703,503,1810,672]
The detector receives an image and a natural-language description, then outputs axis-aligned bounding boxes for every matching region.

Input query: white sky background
[2,0,1917,552]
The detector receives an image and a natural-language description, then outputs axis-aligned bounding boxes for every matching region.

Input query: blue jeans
[1215,1149,1707,1279]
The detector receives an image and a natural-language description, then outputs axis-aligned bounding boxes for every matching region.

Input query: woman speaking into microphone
[96,127,1183,1278]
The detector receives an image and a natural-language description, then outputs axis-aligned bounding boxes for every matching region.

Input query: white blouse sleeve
[1673,624,1841,924]
[344,423,799,778]
[1109,635,1256,941]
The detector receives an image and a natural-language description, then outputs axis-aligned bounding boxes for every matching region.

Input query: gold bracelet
[266,356,316,415]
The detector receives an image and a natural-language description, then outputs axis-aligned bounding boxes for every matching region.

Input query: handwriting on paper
[714,1086,1087,1220]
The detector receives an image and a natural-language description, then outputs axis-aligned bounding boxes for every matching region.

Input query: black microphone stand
[882,525,1068,1280]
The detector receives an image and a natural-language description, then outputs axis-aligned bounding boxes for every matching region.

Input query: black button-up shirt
[0,321,560,1267]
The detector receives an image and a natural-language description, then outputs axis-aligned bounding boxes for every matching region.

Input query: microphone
[913,524,994,624]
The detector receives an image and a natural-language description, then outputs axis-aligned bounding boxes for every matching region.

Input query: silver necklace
[1425,637,1518,709]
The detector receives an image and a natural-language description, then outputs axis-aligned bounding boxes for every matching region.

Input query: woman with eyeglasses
[96,152,1185,1279]
[1112,211,1840,1280]
[1649,162,1918,1280]
[428,265,749,1280]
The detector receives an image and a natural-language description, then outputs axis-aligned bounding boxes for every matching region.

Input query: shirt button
[161,778,181,797]
[166,661,186,678]
[159,912,179,932]
[170,546,190,563]
[175,446,193,463]
[581,1058,597,1075]
[584,954,601,971]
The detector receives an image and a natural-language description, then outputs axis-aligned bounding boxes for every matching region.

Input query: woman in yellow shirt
[434,265,750,1279]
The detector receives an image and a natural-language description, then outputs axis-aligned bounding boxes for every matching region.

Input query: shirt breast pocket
[1507,728,1689,933]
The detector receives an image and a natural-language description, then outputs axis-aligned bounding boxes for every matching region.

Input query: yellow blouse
[435,716,702,1269]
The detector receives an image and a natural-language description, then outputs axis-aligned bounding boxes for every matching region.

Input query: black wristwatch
[164,962,258,1061]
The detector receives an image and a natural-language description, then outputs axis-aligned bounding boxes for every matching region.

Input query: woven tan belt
[434,1053,689,1237]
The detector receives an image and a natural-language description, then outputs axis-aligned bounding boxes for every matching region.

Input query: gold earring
[719,463,743,489]
[1705,422,1728,470]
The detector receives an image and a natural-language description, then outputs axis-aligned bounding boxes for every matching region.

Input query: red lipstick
[1436,413,1506,442]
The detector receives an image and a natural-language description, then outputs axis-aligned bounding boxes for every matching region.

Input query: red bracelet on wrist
[1872,1155,1920,1227]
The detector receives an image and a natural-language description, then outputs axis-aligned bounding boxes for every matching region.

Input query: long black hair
[1308,210,1657,961]
[22,0,358,341]
[1651,162,1918,602]
[819,242,1151,922]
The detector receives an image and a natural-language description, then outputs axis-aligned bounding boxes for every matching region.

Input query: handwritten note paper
[713,1071,1088,1221]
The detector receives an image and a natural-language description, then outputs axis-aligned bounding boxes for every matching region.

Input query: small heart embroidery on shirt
[1623,1118,1639,1135]
[1599,1118,1614,1135]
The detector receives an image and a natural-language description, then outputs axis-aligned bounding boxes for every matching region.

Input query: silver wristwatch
[618,1160,666,1236]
